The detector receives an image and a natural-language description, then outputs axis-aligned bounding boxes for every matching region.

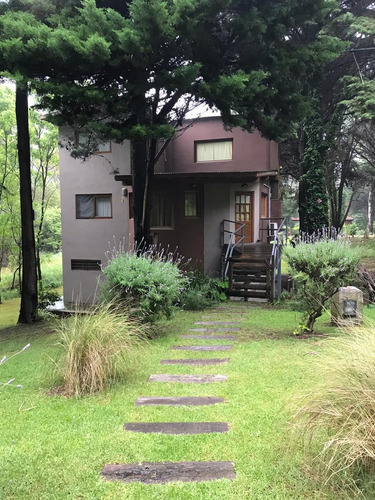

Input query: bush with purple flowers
[284,239,360,333]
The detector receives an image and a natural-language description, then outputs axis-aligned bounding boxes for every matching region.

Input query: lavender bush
[284,239,360,333]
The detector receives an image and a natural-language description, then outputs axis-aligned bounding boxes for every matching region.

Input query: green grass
[0,253,62,329]
[1,304,375,499]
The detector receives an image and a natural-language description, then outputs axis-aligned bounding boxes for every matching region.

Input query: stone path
[189,327,240,332]
[123,422,229,434]
[172,344,233,351]
[101,306,244,484]
[161,358,230,366]
[101,461,236,483]
[148,373,227,383]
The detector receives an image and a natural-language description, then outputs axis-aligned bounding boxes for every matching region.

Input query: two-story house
[59,116,282,305]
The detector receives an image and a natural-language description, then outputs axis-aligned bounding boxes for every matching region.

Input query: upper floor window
[76,194,112,219]
[77,133,111,154]
[195,139,233,162]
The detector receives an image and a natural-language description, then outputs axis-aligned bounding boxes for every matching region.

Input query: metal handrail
[222,219,245,279]
[269,217,288,300]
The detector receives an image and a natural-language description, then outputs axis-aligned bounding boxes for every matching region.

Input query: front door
[235,192,254,243]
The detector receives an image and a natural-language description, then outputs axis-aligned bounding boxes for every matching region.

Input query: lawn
[1,304,375,499]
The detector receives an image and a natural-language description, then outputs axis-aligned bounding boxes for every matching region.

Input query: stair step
[228,290,268,298]
[231,283,267,290]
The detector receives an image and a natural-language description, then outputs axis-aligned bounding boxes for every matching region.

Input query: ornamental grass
[54,301,148,397]
[294,325,375,480]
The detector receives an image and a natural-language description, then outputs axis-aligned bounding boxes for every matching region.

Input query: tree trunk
[16,81,38,323]
[132,139,152,248]
[367,185,372,234]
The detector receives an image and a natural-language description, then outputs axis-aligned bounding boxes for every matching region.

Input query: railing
[221,219,245,279]
[269,217,288,301]
[259,217,288,244]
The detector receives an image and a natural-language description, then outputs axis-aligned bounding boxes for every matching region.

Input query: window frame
[75,194,113,219]
[261,192,269,218]
[150,192,174,230]
[76,132,112,154]
[184,190,200,218]
[194,138,233,163]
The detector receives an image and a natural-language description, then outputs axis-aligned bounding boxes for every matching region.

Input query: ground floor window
[261,193,269,218]
[76,194,112,219]
[184,191,199,218]
[150,193,173,228]
[71,259,101,271]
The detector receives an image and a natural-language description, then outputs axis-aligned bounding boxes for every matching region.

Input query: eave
[115,170,279,185]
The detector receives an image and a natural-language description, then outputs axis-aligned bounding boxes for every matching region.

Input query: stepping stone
[135,396,226,406]
[148,374,227,383]
[189,328,240,332]
[195,321,240,325]
[180,334,236,340]
[123,422,229,434]
[161,358,230,366]
[172,345,233,351]
[101,461,236,484]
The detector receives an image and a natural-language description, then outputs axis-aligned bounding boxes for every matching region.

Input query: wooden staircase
[225,244,273,301]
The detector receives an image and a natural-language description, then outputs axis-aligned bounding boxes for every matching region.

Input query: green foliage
[346,221,358,237]
[284,239,360,333]
[299,98,330,234]
[54,301,147,397]
[180,271,228,310]
[294,326,375,481]
[102,252,186,322]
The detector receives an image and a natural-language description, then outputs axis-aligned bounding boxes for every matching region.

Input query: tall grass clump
[294,326,375,481]
[54,302,147,397]
[102,245,186,322]
[284,239,359,333]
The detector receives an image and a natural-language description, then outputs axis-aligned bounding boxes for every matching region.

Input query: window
[185,191,199,218]
[77,133,111,153]
[150,193,173,228]
[76,194,112,219]
[261,193,269,218]
[195,139,233,162]
[71,259,101,271]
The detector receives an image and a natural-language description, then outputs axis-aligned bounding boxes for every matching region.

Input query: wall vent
[71,259,101,271]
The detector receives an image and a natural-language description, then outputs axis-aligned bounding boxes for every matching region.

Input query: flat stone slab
[135,396,226,406]
[172,345,233,351]
[101,461,236,484]
[189,328,240,332]
[148,374,227,383]
[161,358,230,366]
[180,335,236,340]
[123,422,229,434]
[195,321,241,325]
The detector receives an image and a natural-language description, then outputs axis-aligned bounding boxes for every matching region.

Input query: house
[59,116,282,305]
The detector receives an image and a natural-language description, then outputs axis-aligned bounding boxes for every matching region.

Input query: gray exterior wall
[59,128,131,304]
[204,181,261,276]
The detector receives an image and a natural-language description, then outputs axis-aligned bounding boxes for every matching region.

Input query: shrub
[102,251,186,321]
[180,271,228,310]
[283,239,359,333]
[54,302,147,396]
[294,326,375,481]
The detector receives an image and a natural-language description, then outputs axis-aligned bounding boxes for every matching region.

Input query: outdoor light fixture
[241,183,248,188]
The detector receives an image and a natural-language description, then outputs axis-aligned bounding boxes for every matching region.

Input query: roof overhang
[115,170,278,185]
